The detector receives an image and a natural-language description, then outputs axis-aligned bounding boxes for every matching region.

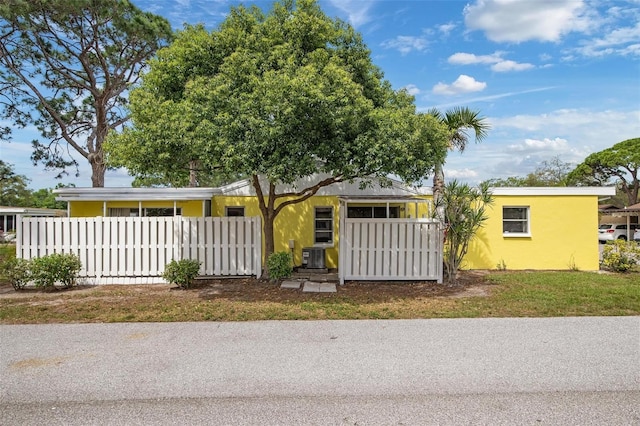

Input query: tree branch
[274,175,346,215]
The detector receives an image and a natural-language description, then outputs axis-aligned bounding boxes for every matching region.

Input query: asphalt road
[1,317,639,425]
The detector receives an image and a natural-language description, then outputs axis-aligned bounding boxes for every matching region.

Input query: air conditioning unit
[302,247,325,269]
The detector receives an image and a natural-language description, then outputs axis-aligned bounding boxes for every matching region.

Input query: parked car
[598,223,640,243]
[634,228,640,242]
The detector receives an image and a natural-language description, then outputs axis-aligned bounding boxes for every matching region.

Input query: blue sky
[2,0,639,189]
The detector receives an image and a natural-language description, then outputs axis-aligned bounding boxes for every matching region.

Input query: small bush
[30,253,82,289]
[0,256,31,290]
[163,259,201,289]
[267,251,292,280]
[602,240,640,273]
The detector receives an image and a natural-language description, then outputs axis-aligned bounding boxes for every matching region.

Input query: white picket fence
[339,219,443,284]
[16,216,262,284]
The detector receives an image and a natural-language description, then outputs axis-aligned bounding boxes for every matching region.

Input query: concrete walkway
[280,279,337,292]
[280,269,338,292]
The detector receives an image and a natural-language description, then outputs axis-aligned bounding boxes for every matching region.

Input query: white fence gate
[339,219,443,284]
[16,216,262,284]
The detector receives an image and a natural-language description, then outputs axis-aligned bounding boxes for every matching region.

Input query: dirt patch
[0,270,493,302]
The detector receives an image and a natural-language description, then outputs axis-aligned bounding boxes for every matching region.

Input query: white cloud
[425,87,556,110]
[448,51,503,65]
[441,108,640,185]
[438,22,457,36]
[464,0,591,43]
[490,60,534,72]
[326,0,374,27]
[507,137,569,153]
[381,35,429,55]
[448,52,534,72]
[404,84,421,96]
[432,75,487,96]
[573,22,640,57]
[491,108,640,135]
[446,168,479,179]
[141,1,230,30]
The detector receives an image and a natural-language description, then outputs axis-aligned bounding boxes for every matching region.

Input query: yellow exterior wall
[67,192,602,272]
[464,195,602,271]
[68,200,205,217]
[69,201,104,217]
[214,195,341,268]
[212,195,432,269]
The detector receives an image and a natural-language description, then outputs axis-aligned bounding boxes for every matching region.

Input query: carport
[600,202,640,240]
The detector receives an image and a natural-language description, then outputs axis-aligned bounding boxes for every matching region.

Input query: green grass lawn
[0,270,638,323]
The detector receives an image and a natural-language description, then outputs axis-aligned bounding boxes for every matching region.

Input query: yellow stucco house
[53,176,614,275]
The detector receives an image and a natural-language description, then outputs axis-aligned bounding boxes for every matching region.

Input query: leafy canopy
[567,138,640,205]
[484,156,573,187]
[106,0,450,188]
[0,0,173,186]
[0,160,31,207]
[106,0,450,265]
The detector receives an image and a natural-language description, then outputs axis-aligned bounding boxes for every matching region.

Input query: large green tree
[106,0,450,265]
[29,184,71,210]
[427,107,490,218]
[567,138,640,206]
[0,0,172,187]
[0,160,31,206]
[484,156,573,187]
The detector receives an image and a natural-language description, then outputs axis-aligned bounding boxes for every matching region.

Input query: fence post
[173,216,183,262]
[255,216,262,279]
[15,214,22,259]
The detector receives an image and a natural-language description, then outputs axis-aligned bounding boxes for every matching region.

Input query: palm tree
[427,106,490,219]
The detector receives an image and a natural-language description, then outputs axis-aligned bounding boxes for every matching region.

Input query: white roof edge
[338,197,431,203]
[0,206,66,216]
[54,187,220,202]
[218,174,432,197]
[489,187,617,196]
[217,178,253,194]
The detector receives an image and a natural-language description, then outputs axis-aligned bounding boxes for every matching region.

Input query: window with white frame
[314,207,333,244]
[503,206,530,235]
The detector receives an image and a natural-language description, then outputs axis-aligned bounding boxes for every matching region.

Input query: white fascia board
[217,179,254,196]
[0,207,66,216]
[53,187,220,202]
[489,187,617,196]
[218,174,432,197]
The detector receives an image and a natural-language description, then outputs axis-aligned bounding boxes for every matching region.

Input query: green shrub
[602,240,640,273]
[163,259,201,289]
[0,243,16,260]
[30,253,82,289]
[0,256,31,290]
[267,251,292,280]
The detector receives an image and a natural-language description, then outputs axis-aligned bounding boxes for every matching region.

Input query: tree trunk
[89,153,106,188]
[91,98,109,188]
[252,175,278,278]
[250,174,340,278]
[432,162,445,221]
[262,186,278,278]
[188,160,199,187]
[263,211,276,262]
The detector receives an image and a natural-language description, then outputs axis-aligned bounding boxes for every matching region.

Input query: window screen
[503,207,529,234]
